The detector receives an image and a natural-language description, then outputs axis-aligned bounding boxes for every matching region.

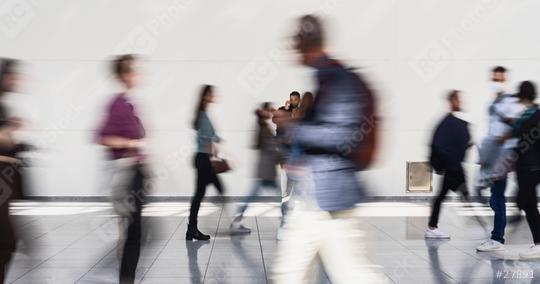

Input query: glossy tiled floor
[5,201,540,283]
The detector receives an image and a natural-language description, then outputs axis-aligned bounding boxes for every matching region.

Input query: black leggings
[0,161,20,283]
[428,169,468,228]
[119,165,146,284]
[189,153,223,227]
[516,170,540,244]
[0,251,11,283]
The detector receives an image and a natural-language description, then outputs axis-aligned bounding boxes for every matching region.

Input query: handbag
[209,143,231,174]
[210,156,231,174]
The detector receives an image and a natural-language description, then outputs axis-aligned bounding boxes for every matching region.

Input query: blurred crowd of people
[427,66,540,261]
[1,13,540,284]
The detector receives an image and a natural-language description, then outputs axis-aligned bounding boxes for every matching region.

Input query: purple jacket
[97,94,146,160]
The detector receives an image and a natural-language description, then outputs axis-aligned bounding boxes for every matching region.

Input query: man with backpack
[271,15,384,284]
[427,90,471,239]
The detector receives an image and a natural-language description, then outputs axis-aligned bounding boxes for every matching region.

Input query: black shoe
[186,225,211,241]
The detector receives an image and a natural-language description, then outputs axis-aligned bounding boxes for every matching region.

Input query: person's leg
[210,168,230,217]
[475,164,491,202]
[234,180,263,222]
[428,172,452,228]
[489,177,507,243]
[189,153,211,227]
[0,207,16,281]
[451,168,468,199]
[0,251,12,283]
[119,166,144,284]
[211,172,224,195]
[280,174,296,227]
[272,208,321,284]
[517,172,540,244]
[320,209,386,284]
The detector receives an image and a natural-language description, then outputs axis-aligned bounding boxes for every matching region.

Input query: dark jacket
[430,113,471,172]
[254,121,280,181]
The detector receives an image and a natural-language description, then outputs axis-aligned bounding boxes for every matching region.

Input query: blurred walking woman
[508,81,540,260]
[97,54,148,283]
[187,85,224,241]
[230,102,279,234]
[0,59,25,283]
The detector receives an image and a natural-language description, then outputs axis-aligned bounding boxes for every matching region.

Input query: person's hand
[284,100,290,110]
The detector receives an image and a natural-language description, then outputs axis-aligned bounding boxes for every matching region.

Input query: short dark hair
[518,81,536,101]
[492,66,506,73]
[447,90,460,102]
[261,101,272,110]
[294,15,324,52]
[290,91,300,98]
[112,54,136,78]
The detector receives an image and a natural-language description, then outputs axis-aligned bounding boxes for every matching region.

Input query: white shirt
[487,95,525,149]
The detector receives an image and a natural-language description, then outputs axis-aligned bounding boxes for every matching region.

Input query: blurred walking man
[476,66,524,252]
[272,15,386,284]
[426,91,471,239]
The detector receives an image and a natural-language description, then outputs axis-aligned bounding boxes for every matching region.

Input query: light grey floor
[5,201,540,284]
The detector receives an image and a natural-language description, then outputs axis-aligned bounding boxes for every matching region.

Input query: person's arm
[273,109,298,129]
[100,136,143,149]
[0,117,24,149]
[511,111,531,138]
[0,127,15,148]
[213,134,222,143]
[282,101,290,111]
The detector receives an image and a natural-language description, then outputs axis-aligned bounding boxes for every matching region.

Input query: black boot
[186,224,210,241]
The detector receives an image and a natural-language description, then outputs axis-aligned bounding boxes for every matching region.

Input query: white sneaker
[424,228,450,239]
[519,245,540,260]
[476,240,505,252]
[230,221,251,234]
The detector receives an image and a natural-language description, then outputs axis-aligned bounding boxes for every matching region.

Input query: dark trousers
[516,170,540,244]
[0,161,21,283]
[428,169,467,228]
[0,251,11,283]
[119,165,146,284]
[490,178,507,243]
[189,153,223,227]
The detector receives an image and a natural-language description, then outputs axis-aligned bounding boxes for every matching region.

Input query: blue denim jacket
[292,56,366,211]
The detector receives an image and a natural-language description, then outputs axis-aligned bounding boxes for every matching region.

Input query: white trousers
[271,206,389,284]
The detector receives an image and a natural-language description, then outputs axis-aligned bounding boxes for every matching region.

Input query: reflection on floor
[4,201,540,283]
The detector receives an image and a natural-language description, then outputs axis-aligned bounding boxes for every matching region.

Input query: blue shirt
[196,111,221,153]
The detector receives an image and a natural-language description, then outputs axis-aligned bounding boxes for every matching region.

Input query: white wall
[0,0,537,197]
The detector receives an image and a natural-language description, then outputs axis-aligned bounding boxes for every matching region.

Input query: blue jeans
[236,180,278,220]
[280,174,297,227]
[490,177,507,243]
